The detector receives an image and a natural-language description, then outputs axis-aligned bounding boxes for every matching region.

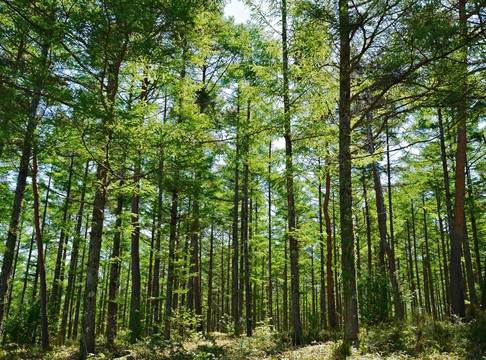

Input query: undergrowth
[0,315,484,359]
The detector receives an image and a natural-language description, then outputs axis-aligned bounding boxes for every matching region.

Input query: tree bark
[281,0,303,344]
[106,192,124,348]
[241,100,252,337]
[367,125,403,321]
[324,169,337,328]
[450,0,467,318]
[318,159,326,328]
[50,154,75,324]
[338,0,359,341]
[32,149,49,350]
[163,188,178,340]
[268,142,273,325]
[60,161,90,344]
[0,43,48,330]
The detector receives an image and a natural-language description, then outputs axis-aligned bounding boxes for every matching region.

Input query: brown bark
[79,162,109,359]
[338,0,359,340]
[282,0,302,344]
[50,154,75,324]
[324,170,337,328]
[163,188,178,340]
[241,100,252,337]
[450,0,467,318]
[106,193,124,348]
[0,43,48,330]
[207,224,214,333]
[232,106,240,335]
[268,142,273,325]
[32,149,49,350]
[318,159,326,328]
[60,161,90,344]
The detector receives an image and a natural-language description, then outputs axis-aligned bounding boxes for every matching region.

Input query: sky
[224,0,251,24]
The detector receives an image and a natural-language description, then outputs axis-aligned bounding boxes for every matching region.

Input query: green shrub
[359,323,413,356]
[3,301,40,345]
[468,314,486,358]
[330,340,351,360]
[358,273,391,325]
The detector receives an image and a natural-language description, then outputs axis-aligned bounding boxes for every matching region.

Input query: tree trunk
[268,142,273,325]
[80,162,109,359]
[106,193,124,348]
[207,224,214,333]
[368,125,403,321]
[50,154,75,324]
[339,0,359,341]
[324,169,336,328]
[129,166,142,343]
[232,102,240,335]
[152,156,163,335]
[282,0,302,344]
[0,43,48,329]
[450,0,467,318]
[411,201,423,309]
[241,100,252,337]
[32,149,49,350]
[72,217,89,340]
[318,159,326,328]
[164,188,178,340]
[60,161,90,344]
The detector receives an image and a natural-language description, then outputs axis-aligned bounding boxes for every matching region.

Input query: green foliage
[359,323,413,356]
[134,337,225,360]
[359,318,481,358]
[468,314,486,358]
[357,273,391,325]
[330,340,351,360]
[3,301,40,345]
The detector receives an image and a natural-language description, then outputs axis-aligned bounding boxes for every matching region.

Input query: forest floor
[1,317,485,360]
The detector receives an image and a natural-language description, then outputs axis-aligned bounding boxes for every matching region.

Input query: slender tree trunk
[466,161,482,286]
[436,190,451,314]
[462,213,478,306]
[268,142,273,325]
[32,173,51,302]
[72,217,89,340]
[21,232,35,306]
[411,201,423,309]
[318,159,326,328]
[324,169,336,328]
[232,103,240,335]
[50,154,74,324]
[60,161,90,344]
[422,199,436,319]
[339,0,359,340]
[32,149,49,350]
[129,165,142,343]
[164,188,178,340]
[106,193,124,348]
[241,101,252,337]
[386,122,395,255]
[0,44,48,330]
[450,0,467,318]
[283,237,288,332]
[368,126,403,321]
[152,157,163,335]
[282,0,302,344]
[362,174,372,277]
[207,224,214,333]
[406,221,417,313]
[80,161,109,358]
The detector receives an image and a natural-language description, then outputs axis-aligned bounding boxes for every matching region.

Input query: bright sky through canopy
[224,0,251,24]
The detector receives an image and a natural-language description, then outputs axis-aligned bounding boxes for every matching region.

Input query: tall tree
[338,0,359,341]
[281,0,303,344]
